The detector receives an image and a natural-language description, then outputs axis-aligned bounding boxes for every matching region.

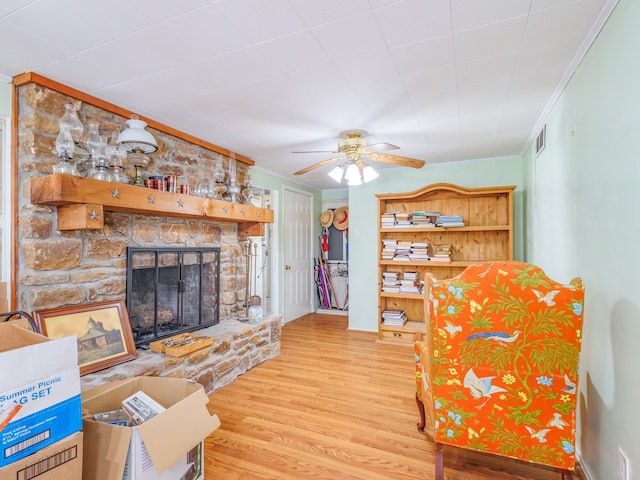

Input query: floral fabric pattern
[416,261,584,470]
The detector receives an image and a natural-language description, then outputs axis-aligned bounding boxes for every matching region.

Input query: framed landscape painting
[33,300,137,376]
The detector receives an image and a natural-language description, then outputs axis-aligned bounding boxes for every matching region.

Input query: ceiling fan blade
[294,157,342,176]
[367,153,425,169]
[292,150,338,154]
[361,142,399,153]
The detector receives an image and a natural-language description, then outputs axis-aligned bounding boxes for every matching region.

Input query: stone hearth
[80,315,282,394]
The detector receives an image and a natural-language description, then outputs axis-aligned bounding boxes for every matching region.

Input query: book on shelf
[381,309,407,326]
[380,213,397,228]
[434,244,452,254]
[436,215,465,227]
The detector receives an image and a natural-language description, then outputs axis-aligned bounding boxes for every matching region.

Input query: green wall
[0,82,10,117]
[347,157,525,332]
[523,0,637,477]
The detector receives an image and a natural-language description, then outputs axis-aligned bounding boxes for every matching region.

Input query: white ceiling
[0,0,616,190]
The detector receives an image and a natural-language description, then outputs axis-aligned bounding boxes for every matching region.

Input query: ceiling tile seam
[87,23,321,95]
[488,3,533,158]
[448,0,463,157]
[518,0,621,157]
[13,3,217,75]
[0,0,38,22]
[287,0,372,30]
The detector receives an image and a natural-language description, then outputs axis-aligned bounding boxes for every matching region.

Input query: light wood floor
[204,313,582,480]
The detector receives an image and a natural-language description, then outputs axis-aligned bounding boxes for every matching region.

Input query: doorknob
[285,265,291,270]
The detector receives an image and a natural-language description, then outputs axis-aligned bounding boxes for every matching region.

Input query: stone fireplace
[14,74,280,394]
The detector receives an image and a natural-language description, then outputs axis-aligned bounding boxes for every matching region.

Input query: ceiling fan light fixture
[328,165,344,183]
[347,175,362,186]
[344,163,360,181]
[362,164,378,183]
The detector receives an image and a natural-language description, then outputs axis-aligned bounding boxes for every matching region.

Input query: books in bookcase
[430,244,452,262]
[381,309,407,326]
[436,215,465,227]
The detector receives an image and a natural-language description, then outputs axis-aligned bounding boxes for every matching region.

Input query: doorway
[283,187,313,324]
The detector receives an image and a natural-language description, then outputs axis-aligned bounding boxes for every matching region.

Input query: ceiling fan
[293,130,425,184]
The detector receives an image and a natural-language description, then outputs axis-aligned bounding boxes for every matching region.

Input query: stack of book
[436,215,465,227]
[394,212,412,228]
[431,244,452,262]
[381,239,397,260]
[394,241,412,261]
[409,241,429,261]
[381,271,401,293]
[400,271,421,294]
[411,211,439,228]
[381,309,407,326]
[381,212,397,228]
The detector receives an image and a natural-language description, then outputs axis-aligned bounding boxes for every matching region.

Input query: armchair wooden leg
[415,393,426,432]
[561,470,573,480]
[435,442,444,480]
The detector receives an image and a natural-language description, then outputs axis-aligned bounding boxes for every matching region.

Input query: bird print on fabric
[563,374,577,395]
[444,321,462,337]
[547,413,569,430]
[465,330,521,347]
[525,426,551,443]
[463,368,507,409]
[532,289,560,306]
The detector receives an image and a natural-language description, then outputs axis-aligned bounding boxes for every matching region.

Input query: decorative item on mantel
[82,120,101,178]
[119,115,158,186]
[213,154,227,199]
[106,132,130,184]
[53,123,77,175]
[227,153,241,203]
[53,103,84,175]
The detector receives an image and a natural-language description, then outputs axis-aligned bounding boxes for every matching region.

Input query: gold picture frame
[33,300,137,376]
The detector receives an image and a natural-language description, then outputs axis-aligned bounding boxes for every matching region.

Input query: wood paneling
[204,313,583,480]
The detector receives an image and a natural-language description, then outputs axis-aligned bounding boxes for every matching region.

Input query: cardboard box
[0,431,83,479]
[82,377,221,480]
[0,324,82,467]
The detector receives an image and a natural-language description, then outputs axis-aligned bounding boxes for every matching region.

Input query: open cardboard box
[82,376,220,480]
[0,323,82,467]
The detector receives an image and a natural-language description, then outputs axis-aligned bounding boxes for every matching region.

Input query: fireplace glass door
[126,247,220,346]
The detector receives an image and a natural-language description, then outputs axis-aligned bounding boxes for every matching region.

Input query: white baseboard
[316,308,348,316]
[577,453,595,480]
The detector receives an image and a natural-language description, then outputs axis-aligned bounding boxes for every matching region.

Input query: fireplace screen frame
[126,246,220,346]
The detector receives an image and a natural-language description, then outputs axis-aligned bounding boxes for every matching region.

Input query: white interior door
[283,187,313,323]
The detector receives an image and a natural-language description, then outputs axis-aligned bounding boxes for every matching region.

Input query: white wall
[523,0,638,477]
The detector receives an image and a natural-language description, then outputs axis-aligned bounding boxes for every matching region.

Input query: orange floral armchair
[415,261,584,480]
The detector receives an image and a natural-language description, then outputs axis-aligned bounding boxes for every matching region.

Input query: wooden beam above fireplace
[31,174,274,230]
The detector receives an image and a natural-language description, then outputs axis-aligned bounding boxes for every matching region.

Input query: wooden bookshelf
[376,183,515,345]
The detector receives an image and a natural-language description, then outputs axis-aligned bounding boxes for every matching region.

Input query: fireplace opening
[126,247,220,346]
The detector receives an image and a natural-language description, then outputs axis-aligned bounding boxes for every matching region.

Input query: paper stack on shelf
[381,239,398,260]
[381,212,397,228]
[436,215,465,227]
[381,271,401,293]
[394,212,412,228]
[381,309,407,326]
[400,271,421,294]
[394,241,412,261]
[411,211,439,228]
[431,243,452,262]
[409,241,429,261]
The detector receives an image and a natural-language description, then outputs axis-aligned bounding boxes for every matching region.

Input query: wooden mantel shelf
[31,174,274,233]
